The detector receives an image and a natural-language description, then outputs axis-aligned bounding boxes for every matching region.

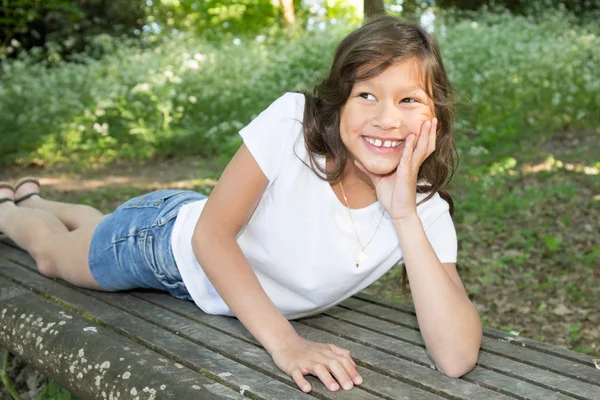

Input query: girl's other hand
[357,118,437,221]
[270,335,362,393]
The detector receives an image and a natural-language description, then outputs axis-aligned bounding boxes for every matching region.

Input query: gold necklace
[339,180,386,268]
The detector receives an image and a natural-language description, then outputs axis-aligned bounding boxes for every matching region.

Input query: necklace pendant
[356,249,367,267]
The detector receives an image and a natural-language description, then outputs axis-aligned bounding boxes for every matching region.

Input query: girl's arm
[191,144,362,393]
[394,217,481,377]
[359,118,482,377]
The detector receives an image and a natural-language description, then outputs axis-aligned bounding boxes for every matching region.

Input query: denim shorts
[88,190,206,299]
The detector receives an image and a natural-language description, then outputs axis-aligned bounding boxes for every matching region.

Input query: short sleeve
[424,211,457,263]
[239,93,305,185]
[416,192,457,263]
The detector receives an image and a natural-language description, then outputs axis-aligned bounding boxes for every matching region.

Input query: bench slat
[100,292,400,400]
[304,315,588,400]
[136,292,515,400]
[341,297,600,385]
[0,248,321,399]
[353,293,596,365]
[0,276,241,400]
[323,306,600,399]
[2,237,599,399]
[1,240,440,399]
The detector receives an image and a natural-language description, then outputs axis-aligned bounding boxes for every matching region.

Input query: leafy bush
[436,8,600,153]
[0,0,145,62]
[0,8,598,167]
[0,23,347,166]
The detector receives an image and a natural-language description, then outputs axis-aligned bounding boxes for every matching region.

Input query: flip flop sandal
[0,182,15,205]
[14,176,41,205]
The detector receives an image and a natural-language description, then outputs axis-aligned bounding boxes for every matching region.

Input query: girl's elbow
[191,223,212,257]
[437,353,479,378]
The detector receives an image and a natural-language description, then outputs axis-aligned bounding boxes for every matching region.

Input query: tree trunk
[272,0,295,25]
[364,0,385,18]
[281,0,295,24]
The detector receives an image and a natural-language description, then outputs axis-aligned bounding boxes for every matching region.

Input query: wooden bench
[1,235,599,400]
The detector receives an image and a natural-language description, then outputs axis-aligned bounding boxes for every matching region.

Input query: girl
[0,14,482,393]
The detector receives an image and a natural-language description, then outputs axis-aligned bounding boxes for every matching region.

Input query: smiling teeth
[364,137,402,148]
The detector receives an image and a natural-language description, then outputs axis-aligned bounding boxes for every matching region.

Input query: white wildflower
[184,59,200,70]
[131,83,151,93]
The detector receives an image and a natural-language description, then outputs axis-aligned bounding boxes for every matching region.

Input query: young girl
[0,14,482,393]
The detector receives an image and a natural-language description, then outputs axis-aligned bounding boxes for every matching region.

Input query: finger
[291,368,312,393]
[331,353,363,386]
[313,363,340,391]
[400,134,415,169]
[413,120,431,162]
[427,117,438,155]
[329,344,355,366]
[328,359,354,390]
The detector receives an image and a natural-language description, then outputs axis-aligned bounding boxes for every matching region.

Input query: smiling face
[339,58,435,176]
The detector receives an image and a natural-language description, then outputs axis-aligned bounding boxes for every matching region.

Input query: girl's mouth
[362,136,405,152]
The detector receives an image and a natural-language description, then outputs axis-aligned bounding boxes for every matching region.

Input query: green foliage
[0,22,347,166]
[146,0,279,39]
[37,380,79,400]
[0,0,145,62]
[436,0,600,16]
[0,8,598,168]
[437,8,600,152]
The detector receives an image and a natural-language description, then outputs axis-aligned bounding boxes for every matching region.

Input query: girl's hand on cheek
[356,118,437,221]
[270,335,362,393]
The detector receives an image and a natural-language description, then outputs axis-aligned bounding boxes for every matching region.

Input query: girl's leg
[15,179,104,230]
[0,198,104,290]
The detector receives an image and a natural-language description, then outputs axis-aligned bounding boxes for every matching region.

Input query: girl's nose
[371,103,402,130]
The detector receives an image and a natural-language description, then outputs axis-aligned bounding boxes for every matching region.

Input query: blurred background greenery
[0,1,599,396]
[1,0,599,168]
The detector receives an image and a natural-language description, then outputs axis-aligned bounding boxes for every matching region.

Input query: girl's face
[339,58,435,176]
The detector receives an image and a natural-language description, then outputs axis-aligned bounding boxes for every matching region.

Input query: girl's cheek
[415,118,429,133]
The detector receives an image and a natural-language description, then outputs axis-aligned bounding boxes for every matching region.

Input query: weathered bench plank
[339,297,600,386]
[321,306,600,398]
[303,315,582,400]
[1,236,600,399]
[0,244,326,400]
[348,294,596,365]
[0,277,241,400]
[134,292,507,400]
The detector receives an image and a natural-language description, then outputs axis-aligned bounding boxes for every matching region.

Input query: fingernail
[331,383,340,391]
[303,385,310,392]
[355,376,363,385]
[343,382,353,390]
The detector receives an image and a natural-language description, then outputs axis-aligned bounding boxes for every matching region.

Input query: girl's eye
[359,93,376,100]
[401,97,418,103]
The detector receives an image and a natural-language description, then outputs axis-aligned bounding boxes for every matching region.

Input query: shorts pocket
[118,190,183,211]
[142,230,189,299]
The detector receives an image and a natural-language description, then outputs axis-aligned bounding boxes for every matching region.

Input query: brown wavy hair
[300,14,458,214]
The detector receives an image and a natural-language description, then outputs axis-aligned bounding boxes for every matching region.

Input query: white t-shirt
[171,92,457,320]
